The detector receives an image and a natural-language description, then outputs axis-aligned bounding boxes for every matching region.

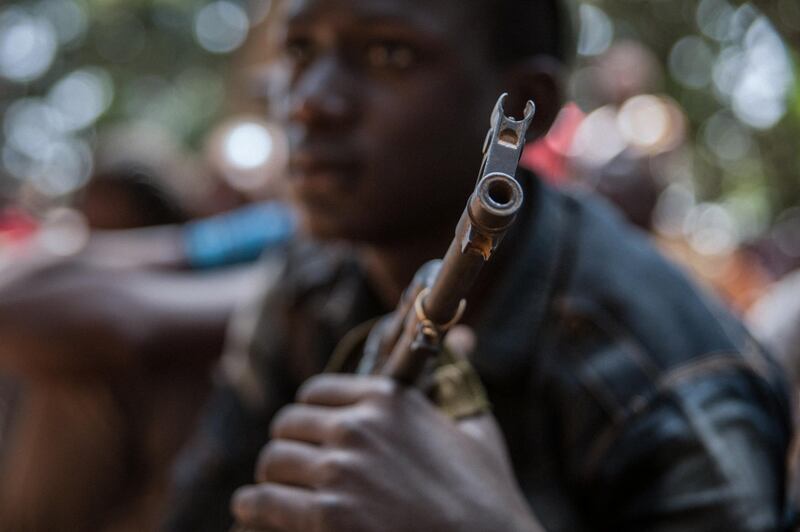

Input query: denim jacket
[165,173,793,532]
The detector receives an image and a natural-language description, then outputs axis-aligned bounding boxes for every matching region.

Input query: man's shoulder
[494,181,790,432]
[543,186,758,371]
[259,237,357,295]
[529,187,793,475]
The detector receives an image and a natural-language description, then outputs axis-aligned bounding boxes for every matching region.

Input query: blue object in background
[184,202,296,269]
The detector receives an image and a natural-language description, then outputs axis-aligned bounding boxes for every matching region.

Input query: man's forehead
[286,0,474,31]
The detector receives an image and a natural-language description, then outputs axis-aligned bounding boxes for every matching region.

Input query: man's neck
[358,226,455,310]
[355,172,536,318]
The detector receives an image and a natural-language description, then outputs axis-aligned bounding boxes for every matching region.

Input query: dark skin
[0,242,259,531]
[232,0,561,529]
[0,249,256,377]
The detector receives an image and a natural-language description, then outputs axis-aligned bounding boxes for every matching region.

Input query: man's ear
[502,56,565,142]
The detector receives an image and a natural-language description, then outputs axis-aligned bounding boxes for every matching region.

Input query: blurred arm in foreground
[0,200,292,531]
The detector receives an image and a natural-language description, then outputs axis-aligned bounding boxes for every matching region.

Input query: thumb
[443,326,514,472]
[444,325,476,360]
[458,413,517,479]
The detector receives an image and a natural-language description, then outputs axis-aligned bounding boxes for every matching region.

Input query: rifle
[356,93,535,384]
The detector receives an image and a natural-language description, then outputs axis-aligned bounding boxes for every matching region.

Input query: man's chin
[296,208,359,243]
[296,210,391,246]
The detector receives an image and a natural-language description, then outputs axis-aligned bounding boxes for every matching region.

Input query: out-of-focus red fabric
[0,208,37,245]
[521,103,584,185]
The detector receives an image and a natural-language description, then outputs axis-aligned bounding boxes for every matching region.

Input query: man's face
[278,0,503,244]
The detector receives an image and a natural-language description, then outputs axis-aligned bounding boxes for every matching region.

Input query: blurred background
[0,0,797,307]
[0,0,288,260]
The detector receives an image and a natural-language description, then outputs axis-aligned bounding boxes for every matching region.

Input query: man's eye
[364,42,417,71]
[285,38,314,64]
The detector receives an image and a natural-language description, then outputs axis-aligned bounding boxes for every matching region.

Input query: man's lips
[289,151,362,197]
[291,153,359,173]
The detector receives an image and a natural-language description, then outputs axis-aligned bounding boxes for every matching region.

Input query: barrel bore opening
[487,180,514,207]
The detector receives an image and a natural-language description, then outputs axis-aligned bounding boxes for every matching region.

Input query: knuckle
[232,486,272,526]
[270,404,302,438]
[317,450,356,486]
[332,413,366,445]
[367,376,398,401]
[255,441,279,482]
[314,492,351,531]
[359,403,388,429]
[331,407,383,445]
[297,374,327,402]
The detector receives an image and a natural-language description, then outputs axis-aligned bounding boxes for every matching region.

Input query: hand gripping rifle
[355,93,535,383]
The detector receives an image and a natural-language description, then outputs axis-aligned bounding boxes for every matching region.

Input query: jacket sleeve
[161,252,296,532]
[161,385,272,532]
[581,362,792,532]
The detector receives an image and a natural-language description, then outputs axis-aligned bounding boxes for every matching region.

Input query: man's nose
[289,55,357,130]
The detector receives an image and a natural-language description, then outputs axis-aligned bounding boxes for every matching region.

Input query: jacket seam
[581,350,761,484]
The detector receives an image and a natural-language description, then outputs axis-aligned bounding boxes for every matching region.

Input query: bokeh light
[669,36,714,89]
[570,106,627,167]
[1,94,95,197]
[653,183,696,238]
[208,117,289,195]
[730,17,792,129]
[0,7,57,83]
[3,98,64,160]
[48,68,114,132]
[35,207,90,256]
[703,112,755,164]
[578,5,613,57]
[697,0,736,42]
[772,208,800,259]
[617,95,685,154]
[684,202,738,256]
[27,139,93,197]
[35,0,88,47]
[224,122,274,170]
[194,1,250,54]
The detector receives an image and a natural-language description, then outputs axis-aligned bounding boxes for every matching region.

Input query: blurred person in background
[77,164,189,230]
[0,214,295,530]
[526,39,671,231]
[551,37,777,314]
[569,41,669,231]
[0,130,296,532]
[0,159,294,532]
[748,268,800,505]
[0,9,298,529]
[749,269,800,385]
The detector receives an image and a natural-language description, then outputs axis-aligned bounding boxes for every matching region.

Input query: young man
[166,0,793,530]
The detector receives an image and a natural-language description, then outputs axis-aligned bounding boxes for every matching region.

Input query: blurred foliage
[586,0,800,234]
[0,0,272,202]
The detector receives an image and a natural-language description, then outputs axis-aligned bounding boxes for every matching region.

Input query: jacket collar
[471,172,573,383]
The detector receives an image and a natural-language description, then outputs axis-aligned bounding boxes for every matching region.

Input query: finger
[457,412,502,442]
[297,374,397,406]
[232,483,315,531]
[256,439,322,486]
[270,403,339,444]
[456,413,516,476]
[444,325,476,360]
